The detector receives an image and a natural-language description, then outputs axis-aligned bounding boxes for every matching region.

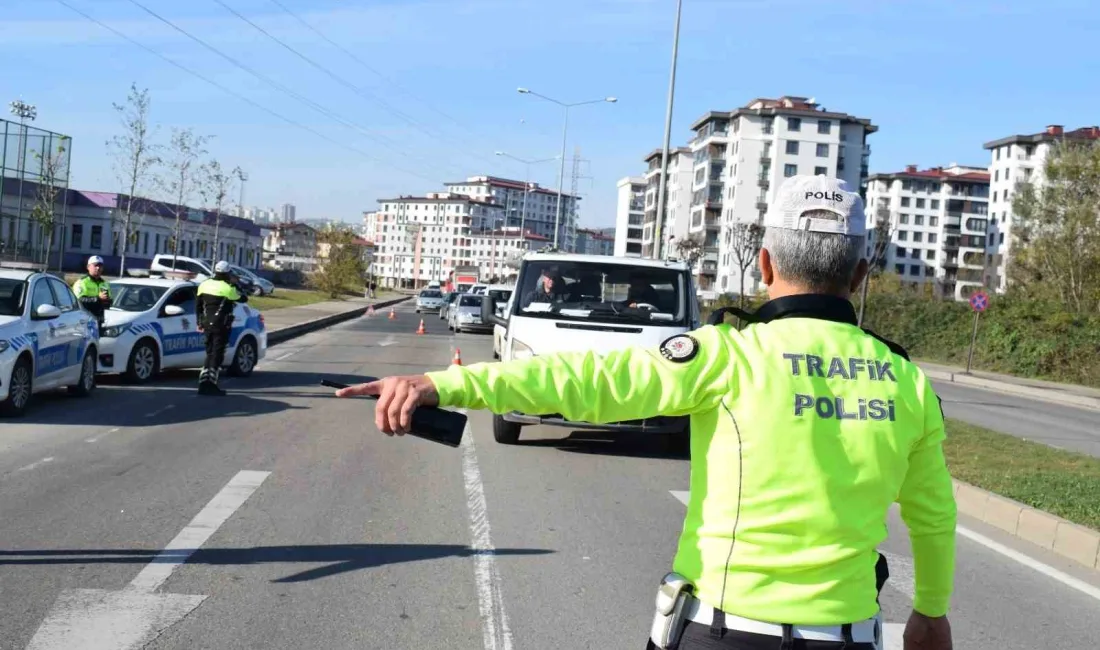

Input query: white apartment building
[685,96,876,297]
[865,164,991,302]
[469,228,552,282]
[444,175,580,250]
[368,192,509,289]
[575,227,615,256]
[614,176,646,257]
[983,124,1100,293]
[640,147,693,262]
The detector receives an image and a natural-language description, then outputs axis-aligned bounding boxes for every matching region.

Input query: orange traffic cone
[452,348,462,365]
[416,319,426,335]
[388,307,396,320]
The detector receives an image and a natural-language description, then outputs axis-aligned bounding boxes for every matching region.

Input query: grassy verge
[249,288,397,312]
[944,418,1100,530]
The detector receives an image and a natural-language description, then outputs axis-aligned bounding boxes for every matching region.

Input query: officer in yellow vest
[334,175,957,650]
[196,261,247,396]
[72,255,112,327]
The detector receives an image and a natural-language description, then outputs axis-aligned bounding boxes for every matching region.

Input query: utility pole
[9,99,37,255]
[652,0,682,260]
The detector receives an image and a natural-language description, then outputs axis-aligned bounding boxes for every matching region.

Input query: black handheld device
[321,378,466,448]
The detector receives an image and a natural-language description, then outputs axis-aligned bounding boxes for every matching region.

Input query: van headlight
[511,338,534,359]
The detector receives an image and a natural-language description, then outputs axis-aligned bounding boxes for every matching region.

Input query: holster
[649,572,694,650]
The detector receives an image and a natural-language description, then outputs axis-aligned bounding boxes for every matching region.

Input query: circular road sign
[969,290,989,312]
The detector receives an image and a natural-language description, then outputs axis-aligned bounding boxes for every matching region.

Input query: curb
[266,296,410,346]
[922,367,1100,412]
[953,479,1100,571]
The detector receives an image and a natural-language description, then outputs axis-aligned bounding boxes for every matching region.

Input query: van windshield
[512,260,689,326]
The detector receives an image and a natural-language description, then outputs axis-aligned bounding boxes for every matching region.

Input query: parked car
[447,293,492,334]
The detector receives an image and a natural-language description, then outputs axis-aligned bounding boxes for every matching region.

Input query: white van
[482,252,699,446]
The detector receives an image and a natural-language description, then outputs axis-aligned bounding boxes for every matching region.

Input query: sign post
[965,290,988,374]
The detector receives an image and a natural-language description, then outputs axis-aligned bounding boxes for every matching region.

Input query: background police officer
[72,255,111,327]
[196,261,247,396]
[334,175,957,650]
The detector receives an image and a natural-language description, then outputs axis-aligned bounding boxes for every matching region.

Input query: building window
[90,225,103,250]
[70,224,83,249]
[916,198,925,209]
[899,214,909,224]
[901,197,910,207]
[814,166,827,176]
[816,143,829,157]
[783,164,798,177]
[898,231,908,241]
[895,264,904,274]
[914,215,924,226]
[817,120,830,134]
[928,233,938,243]
[925,267,934,277]
[788,117,801,131]
[895,246,905,258]
[910,265,920,276]
[785,141,799,155]
[926,250,935,260]
[913,232,923,242]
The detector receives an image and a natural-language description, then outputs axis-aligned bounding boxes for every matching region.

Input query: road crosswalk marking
[669,490,903,650]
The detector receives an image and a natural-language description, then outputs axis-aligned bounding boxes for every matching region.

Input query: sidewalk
[260,295,409,345]
[919,360,1100,411]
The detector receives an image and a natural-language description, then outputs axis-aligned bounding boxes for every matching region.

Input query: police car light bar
[0,260,48,272]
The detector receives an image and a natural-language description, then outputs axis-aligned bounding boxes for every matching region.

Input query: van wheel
[227,337,257,377]
[124,339,159,384]
[0,356,33,417]
[493,414,522,444]
[68,349,97,396]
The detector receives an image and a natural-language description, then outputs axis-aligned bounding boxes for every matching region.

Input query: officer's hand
[99,290,109,301]
[334,375,439,435]
[903,611,952,650]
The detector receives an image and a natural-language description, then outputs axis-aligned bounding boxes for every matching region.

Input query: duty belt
[684,597,881,646]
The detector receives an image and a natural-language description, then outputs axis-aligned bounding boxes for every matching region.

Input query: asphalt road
[2,300,1099,650]
[932,380,1100,457]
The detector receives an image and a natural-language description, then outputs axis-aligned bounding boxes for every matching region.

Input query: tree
[200,159,240,264]
[159,128,211,268]
[1011,139,1100,314]
[674,233,705,268]
[311,225,366,298]
[858,204,895,325]
[729,220,765,308]
[107,83,161,278]
[29,136,71,269]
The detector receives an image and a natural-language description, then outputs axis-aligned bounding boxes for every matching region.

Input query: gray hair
[761,210,866,293]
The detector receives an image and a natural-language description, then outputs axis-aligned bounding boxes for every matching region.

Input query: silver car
[448,293,492,333]
[416,288,445,313]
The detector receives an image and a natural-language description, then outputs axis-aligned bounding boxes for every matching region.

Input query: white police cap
[763,174,867,238]
[214,261,231,273]
[87,255,105,265]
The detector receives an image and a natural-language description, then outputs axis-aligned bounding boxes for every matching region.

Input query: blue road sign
[969,291,988,312]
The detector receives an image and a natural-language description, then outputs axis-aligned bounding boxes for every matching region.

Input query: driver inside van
[522,267,567,307]
[624,276,660,309]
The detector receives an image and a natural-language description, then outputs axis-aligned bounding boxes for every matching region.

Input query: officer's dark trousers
[645,623,876,649]
[202,328,229,377]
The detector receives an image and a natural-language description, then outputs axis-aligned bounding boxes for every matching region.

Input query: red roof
[876,167,990,182]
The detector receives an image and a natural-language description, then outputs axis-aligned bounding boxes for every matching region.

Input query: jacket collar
[752,293,859,326]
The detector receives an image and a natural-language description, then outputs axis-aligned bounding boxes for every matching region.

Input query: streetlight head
[517,87,530,94]
[495,151,505,156]
[605,97,618,103]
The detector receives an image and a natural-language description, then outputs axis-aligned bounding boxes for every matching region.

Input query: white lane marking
[378,335,396,347]
[956,524,1100,602]
[460,416,514,650]
[18,457,55,472]
[273,350,300,361]
[145,404,175,418]
[127,470,270,593]
[86,428,121,443]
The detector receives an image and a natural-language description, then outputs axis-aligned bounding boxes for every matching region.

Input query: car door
[157,286,203,369]
[47,276,91,386]
[26,278,76,389]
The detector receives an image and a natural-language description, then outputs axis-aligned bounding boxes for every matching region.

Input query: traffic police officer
[72,255,112,327]
[335,175,957,650]
[196,260,247,396]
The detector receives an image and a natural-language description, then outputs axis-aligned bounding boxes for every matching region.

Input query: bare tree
[159,128,211,268]
[29,136,71,268]
[857,204,894,325]
[200,159,239,264]
[729,221,765,308]
[674,233,705,268]
[108,83,161,278]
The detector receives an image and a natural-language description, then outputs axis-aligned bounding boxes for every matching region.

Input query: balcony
[758,174,770,188]
[756,201,768,211]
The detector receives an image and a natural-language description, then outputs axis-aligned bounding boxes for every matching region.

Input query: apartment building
[574,227,615,256]
[614,176,646,257]
[444,175,580,250]
[865,164,991,302]
[983,124,1100,293]
[640,147,693,262]
[686,96,876,297]
[469,228,552,282]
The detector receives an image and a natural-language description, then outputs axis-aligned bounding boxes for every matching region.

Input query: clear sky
[3,0,1098,229]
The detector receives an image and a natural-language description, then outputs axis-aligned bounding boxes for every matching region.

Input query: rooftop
[868,165,991,183]
[444,175,580,200]
[983,124,1100,150]
[690,95,877,133]
[643,147,692,164]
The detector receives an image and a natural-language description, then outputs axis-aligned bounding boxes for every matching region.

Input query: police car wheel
[0,357,33,417]
[68,350,97,397]
[492,414,522,444]
[227,337,257,377]
[124,340,159,384]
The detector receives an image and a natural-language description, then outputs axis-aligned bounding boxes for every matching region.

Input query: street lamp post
[9,100,38,256]
[517,88,615,249]
[494,151,557,244]
[652,0,683,260]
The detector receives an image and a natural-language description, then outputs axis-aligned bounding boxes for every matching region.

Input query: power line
[54,0,440,185]
[265,0,501,168]
[124,0,463,180]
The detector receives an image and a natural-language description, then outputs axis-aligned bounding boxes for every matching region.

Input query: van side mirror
[482,297,505,327]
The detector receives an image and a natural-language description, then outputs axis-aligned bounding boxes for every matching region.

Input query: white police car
[98,278,267,383]
[0,265,99,416]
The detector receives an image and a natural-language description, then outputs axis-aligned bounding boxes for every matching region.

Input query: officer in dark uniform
[195,261,247,396]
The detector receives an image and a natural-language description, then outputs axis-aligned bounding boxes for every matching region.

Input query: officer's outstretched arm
[896,378,957,619]
[425,326,734,422]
